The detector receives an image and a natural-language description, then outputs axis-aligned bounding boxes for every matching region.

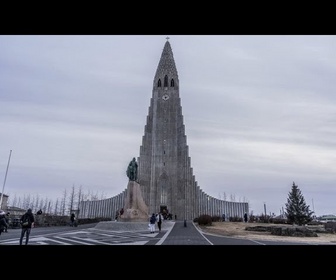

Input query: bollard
[184,219,187,227]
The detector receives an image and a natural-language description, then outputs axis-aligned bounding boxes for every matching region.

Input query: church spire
[153,39,178,87]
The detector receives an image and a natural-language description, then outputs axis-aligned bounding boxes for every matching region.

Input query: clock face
[162,94,169,101]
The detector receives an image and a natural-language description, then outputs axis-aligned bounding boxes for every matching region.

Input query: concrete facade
[78,39,248,221]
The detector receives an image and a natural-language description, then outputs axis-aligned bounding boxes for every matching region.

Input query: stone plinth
[119,180,149,222]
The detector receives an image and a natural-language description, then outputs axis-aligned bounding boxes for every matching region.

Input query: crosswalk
[0,228,166,245]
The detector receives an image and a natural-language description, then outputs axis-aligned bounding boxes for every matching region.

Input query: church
[78,39,248,221]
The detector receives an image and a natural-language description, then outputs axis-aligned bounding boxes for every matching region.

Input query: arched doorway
[160,205,168,219]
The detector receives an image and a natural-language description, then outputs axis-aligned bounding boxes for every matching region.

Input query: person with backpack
[149,213,156,233]
[156,212,164,232]
[19,208,35,245]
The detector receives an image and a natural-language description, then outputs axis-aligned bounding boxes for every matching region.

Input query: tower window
[170,79,174,87]
[164,150,165,154]
[164,75,168,87]
[158,79,162,87]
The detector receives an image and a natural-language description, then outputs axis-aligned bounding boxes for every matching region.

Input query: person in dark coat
[156,212,164,232]
[70,213,76,227]
[0,211,8,235]
[4,212,10,232]
[19,208,35,245]
[149,213,156,233]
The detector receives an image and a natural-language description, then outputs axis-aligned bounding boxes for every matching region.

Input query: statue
[126,157,138,181]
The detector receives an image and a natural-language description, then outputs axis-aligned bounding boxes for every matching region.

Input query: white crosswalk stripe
[0,228,164,245]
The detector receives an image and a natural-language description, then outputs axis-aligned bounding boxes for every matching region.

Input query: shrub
[271,218,289,224]
[211,215,222,222]
[229,216,243,222]
[325,222,336,233]
[198,214,212,226]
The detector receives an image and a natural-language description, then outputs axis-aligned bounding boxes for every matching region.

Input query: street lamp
[0,150,12,209]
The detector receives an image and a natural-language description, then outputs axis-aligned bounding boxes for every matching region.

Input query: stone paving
[95,220,212,245]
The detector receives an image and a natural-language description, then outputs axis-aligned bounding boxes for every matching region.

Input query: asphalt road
[1,221,333,246]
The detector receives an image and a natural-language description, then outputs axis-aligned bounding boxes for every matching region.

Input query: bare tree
[99,191,106,200]
[17,196,22,209]
[42,197,49,214]
[60,189,67,216]
[69,184,76,213]
[77,185,83,210]
[92,191,98,201]
[54,198,59,215]
[8,194,18,208]
[47,200,52,214]
[23,193,31,210]
[38,197,44,212]
[7,184,111,216]
[34,194,40,213]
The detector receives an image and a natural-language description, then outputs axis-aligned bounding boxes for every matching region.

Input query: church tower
[137,38,198,220]
[77,38,249,221]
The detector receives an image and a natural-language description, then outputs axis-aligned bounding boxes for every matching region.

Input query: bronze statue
[126,157,138,181]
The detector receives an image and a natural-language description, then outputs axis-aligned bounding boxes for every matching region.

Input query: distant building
[0,192,9,211]
[6,206,26,218]
[318,215,336,223]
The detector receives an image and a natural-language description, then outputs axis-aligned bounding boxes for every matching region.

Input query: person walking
[244,212,248,223]
[156,212,164,232]
[19,208,35,245]
[222,213,226,222]
[149,213,156,233]
[70,213,76,227]
[0,210,8,236]
[115,209,120,221]
[4,212,10,232]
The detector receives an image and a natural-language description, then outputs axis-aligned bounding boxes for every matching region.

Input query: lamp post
[0,150,12,209]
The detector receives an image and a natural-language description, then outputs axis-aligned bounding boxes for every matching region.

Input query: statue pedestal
[119,181,149,222]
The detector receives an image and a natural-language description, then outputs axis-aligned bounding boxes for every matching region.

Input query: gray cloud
[1,35,335,217]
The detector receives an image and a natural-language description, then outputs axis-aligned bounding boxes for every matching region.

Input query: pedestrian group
[148,212,164,233]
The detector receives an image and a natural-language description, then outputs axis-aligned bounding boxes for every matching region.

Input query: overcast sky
[1,35,335,217]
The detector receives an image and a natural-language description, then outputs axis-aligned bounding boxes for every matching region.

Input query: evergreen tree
[285,182,314,225]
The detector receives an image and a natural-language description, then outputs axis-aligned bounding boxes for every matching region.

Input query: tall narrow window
[159,175,168,205]
[158,79,162,87]
[170,79,174,87]
[164,75,168,87]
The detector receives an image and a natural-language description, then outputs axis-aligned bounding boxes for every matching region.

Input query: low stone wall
[270,226,318,237]
[34,215,109,227]
[245,225,329,237]
[95,220,175,232]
